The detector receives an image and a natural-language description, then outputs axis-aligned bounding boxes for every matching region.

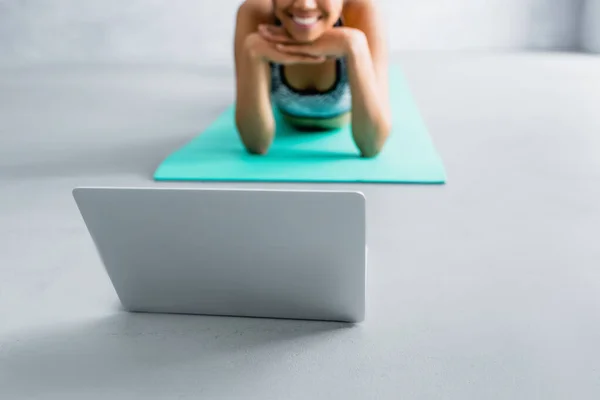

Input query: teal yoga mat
[154,65,446,184]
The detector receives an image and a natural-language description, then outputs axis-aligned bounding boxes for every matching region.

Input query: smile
[290,15,322,27]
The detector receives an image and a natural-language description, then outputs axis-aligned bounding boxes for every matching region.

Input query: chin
[288,29,324,43]
[284,21,329,43]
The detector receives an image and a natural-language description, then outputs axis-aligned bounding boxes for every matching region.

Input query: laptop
[72,186,367,323]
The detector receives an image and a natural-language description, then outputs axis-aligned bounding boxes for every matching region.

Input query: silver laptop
[72,186,367,323]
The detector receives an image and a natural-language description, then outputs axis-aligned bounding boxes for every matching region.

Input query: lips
[292,15,320,26]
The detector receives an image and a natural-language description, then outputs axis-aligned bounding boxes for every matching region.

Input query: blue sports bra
[270,18,352,119]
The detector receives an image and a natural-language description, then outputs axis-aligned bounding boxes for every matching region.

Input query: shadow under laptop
[2,311,357,394]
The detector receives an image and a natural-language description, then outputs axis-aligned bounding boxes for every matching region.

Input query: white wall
[582,0,600,52]
[0,0,585,66]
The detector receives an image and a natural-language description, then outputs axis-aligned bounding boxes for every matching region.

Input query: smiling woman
[234,0,391,157]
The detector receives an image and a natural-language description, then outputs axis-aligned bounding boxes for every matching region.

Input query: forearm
[235,39,275,154]
[345,32,391,157]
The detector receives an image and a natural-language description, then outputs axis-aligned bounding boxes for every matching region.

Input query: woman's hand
[244,32,326,65]
[258,24,360,59]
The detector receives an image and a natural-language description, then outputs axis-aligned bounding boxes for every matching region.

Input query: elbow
[360,141,384,158]
[357,120,391,158]
[238,130,272,156]
[245,142,270,155]
[235,115,273,156]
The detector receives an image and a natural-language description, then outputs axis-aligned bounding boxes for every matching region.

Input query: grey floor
[1,52,599,399]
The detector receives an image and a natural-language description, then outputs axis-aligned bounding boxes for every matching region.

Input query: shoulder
[237,0,275,23]
[342,0,381,28]
[340,0,388,65]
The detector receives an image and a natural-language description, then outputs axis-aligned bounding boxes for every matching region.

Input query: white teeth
[293,16,319,26]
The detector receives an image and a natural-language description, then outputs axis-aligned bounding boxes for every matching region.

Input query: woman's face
[273,0,344,42]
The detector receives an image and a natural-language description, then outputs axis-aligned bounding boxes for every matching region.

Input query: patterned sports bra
[270,18,352,119]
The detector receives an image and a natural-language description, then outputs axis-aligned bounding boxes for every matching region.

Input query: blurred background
[0,0,599,67]
[2,3,600,400]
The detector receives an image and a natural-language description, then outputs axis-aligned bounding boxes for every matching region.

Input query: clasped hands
[246,23,362,65]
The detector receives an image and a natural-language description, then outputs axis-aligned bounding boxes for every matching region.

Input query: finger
[258,25,295,44]
[260,31,295,45]
[261,30,294,44]
[259,24,287,36]
[282,51,326,64]
[285,55,326,65]
[276,52,325,64]
[263,44,324,64]
[276,43,319,57]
